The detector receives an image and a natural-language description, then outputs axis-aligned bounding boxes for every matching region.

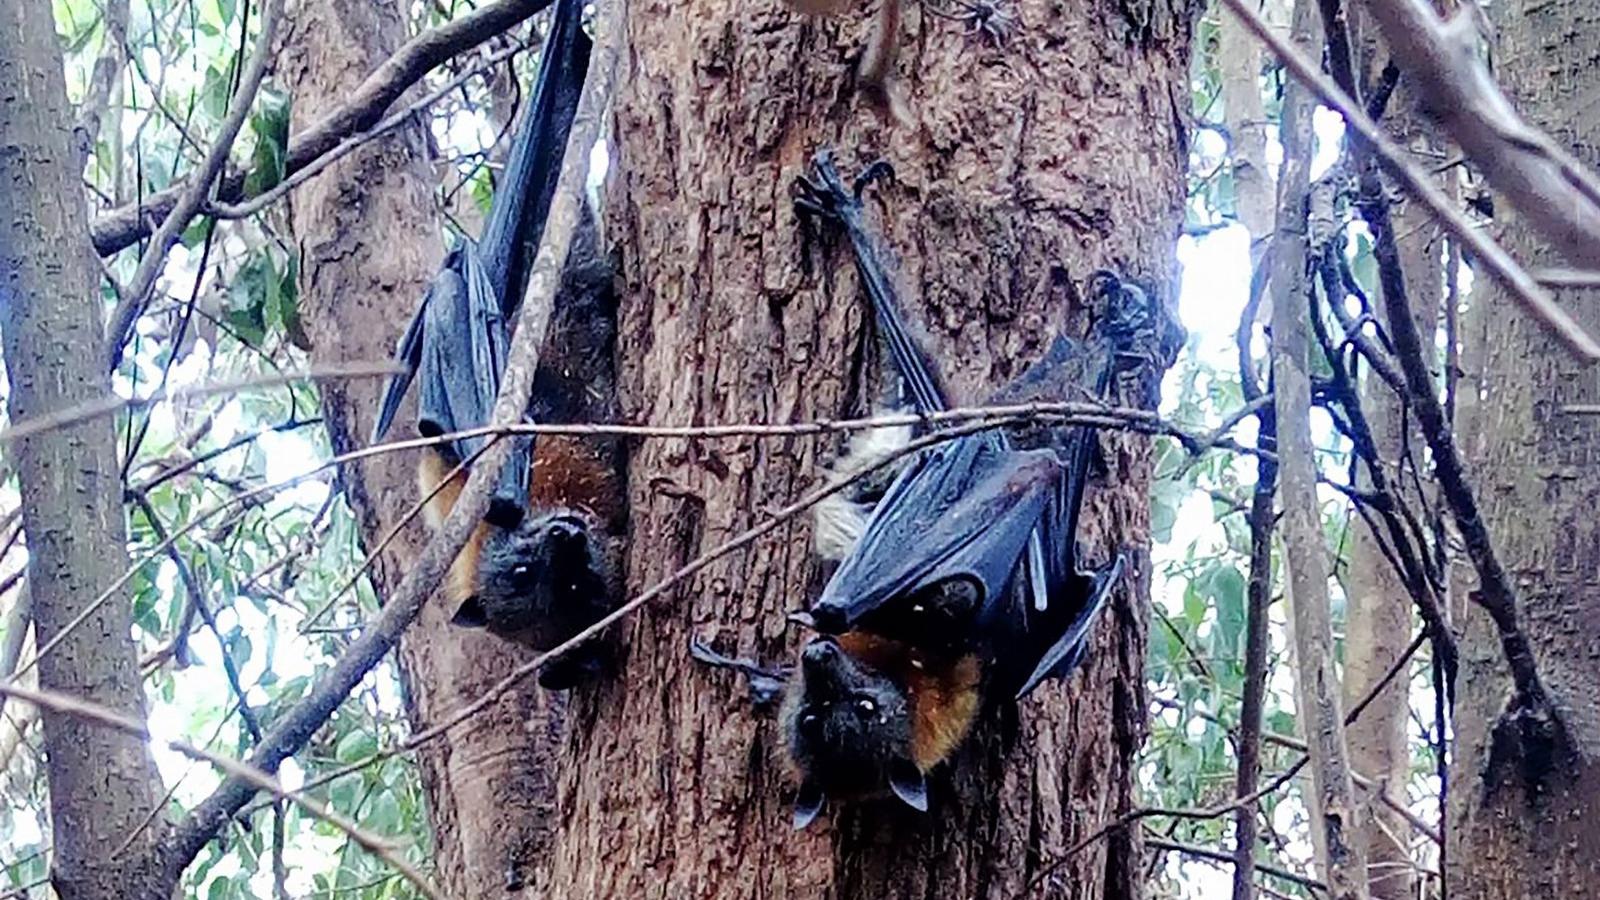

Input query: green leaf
[243,89,290,196]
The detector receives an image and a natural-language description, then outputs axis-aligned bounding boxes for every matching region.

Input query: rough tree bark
[285,2,565,894]
[1449,0,1600,893]
[545,1,1191,897]
[0,1,169,896]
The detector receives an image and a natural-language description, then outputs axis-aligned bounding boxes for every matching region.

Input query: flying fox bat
[792,151,1150,698]
[692,151,1156,825]
[372,0,627,688]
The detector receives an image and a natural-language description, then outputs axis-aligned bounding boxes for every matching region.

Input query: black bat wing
[415,244,532,526]
[370,0,590,526]
[1002,449,1123,699]
[811,435,1061,638]
[479,0,592,313]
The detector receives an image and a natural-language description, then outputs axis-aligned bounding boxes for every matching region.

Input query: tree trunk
[546,1,1192,897]
[1449,0,1600,893]
[284,3,565,894]
[1340,93,1437,900]
[0,1,168,896]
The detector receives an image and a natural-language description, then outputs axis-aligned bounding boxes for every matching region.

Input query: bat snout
[800,637,841,668]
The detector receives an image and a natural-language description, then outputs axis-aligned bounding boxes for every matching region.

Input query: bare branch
[103,0,284,373]
[1359,0,1600,268]
[88,0,555,257]
[208,39,530,220]
[1232,261,1277,900]
[1267,0,1369,893]
[0,362,398,447]
[1219,0,1600,363]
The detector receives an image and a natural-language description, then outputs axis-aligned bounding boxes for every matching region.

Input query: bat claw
[853,160,895,200]
[793,150,893,226]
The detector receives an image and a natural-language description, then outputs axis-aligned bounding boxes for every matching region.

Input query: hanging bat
[373,0,626,689]
[693,151,1153,825]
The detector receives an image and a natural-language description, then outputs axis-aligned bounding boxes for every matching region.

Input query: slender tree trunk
[1268,0,1368,895]
[284,3,564,894]
[0,1,168,896]
[1339,92,1437,900]
[1449,0,1600,893]
[546,1,1191,896]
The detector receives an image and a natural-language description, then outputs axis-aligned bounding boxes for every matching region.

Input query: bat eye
[857,698,876,714]
[512,564,532,578]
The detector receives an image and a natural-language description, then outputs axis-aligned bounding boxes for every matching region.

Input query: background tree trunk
[0,1,169,895]
[546,1,1192,896]
[285,3,565,894]
[1449,0,1600,894]
[1340,95,1438,900]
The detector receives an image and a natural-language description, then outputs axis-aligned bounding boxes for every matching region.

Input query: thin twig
[1232,256,1277,900]
[1148,836,1326,893]
[0,362,398,447]
[12,403,1257,682]
[1219,0,1600,363]
[244,418,1016,814]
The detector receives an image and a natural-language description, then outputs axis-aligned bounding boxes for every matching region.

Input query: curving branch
[88,0,554,257]
[1359,0,1600,268]
[1219,0,1600,364]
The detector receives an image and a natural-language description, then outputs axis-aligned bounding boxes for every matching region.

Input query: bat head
[781,637,928,828]
[453,508,609,653]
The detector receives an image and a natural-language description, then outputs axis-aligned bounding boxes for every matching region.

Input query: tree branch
[1358,0,1600,268]
[1232,256,1277,900]
[1219,0,1600,363]
[88,0,555,257]
[102,0,284,373]
[1268,0,1369,892]
[207,38,530,221]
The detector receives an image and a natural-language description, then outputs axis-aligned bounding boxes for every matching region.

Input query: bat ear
[451,596,488,628]
[888,760,928,812]
[793,780,826,830]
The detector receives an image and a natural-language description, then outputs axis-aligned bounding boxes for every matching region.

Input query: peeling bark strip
[0,0,169,896]
[547,0,1192,897]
